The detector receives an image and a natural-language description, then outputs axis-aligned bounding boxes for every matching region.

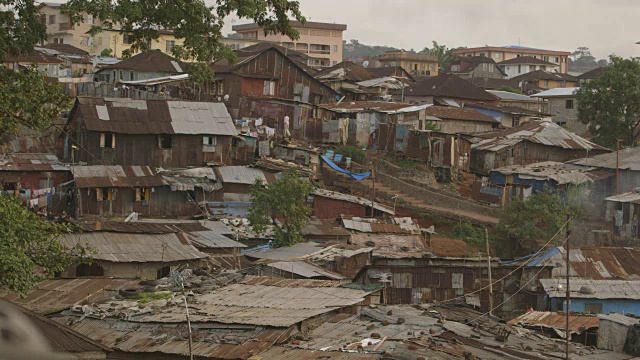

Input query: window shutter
[263,81,269,95]
[96,188,103,201]
[111,134,116,148]
[135,188,141,201]
[107,190,113,201]
[144,188,151,201]
[270,81,275,96]
[203,136,209,145]
[100,133,105,148]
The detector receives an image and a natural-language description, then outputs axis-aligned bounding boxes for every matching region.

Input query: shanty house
[532,87,585,136]
[470,120,610,176]
[540,278,640,315]
[510,70,579,94]
[60,228,208,279]
[0,153,71,212]
[604,190,640,239]
[449,55,506,80]
[2,51,64,77]
[215,166,276,202]
[466,102,550,128]
[71,165,218,218]
[312,189,394,219]
[425,106,500,134]
[94,49,188,82]
[210,43,338,126]
[598,313,639,353]
[65,97,238,167]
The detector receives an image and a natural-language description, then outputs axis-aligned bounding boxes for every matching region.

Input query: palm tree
[420,41,456,72]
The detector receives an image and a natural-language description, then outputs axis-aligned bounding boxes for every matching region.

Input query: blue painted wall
[467,106,502,123]
[550,297,640,315]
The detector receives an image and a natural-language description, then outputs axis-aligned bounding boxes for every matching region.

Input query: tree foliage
[577,56,640,148]
[0,0,72,138]
[0,196,91,295]
[495,189,573,256]
[63,0,305,80]
[420,41,456,71]
[496,86,523,94]
[248,170,314,248]
[342,39,401,60]
[569,47,609,70]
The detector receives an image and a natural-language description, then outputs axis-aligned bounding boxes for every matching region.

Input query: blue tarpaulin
[321,155,371,181]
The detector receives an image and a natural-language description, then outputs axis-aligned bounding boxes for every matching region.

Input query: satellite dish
[362,60,370,68]
[223,94,229,101]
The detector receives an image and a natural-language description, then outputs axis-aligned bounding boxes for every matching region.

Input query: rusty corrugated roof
[508,311,599,333]
[255,347,380,360]
[71,165,167,188]
[425,106,499,123]
[0,153,69,172]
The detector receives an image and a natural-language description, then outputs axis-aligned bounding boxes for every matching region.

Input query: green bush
[453,223,485,247]
[333,145,366,163]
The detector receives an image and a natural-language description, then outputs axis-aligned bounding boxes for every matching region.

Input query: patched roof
[487,90,541,101]
[72,97,237,135]
[492,161,594,185]
[40,43,89,56]
[100,49,188,73]
[511,70,578,83]
[540,278,640,299]
[568,146,640,171]
[3,51,62,64]
[215,166,269,185]
[233,21,347,31]
[70,165,166,188]
[60,232,209,262]
[509,311,599,334]
[472,120,609,152]
[315,61,374,82]
[425,106,499,123]
[0,153,69,172]
[404,74,498,101]
[467,102,548,116]
[321,101,429,114]
[265,261,346,280]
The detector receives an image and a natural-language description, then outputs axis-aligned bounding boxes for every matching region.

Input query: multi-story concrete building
[37,2,103,53]
[497,56,561,78]
[232,21,347,68]
[90,29,186,58]
[452,45,571,74]
[369,51,439,76]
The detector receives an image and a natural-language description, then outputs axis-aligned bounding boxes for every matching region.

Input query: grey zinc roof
[167,101,237,135]
[568,147,640,171]
[492,161,594,185]
[540,278,640,299]
[244,242,323,261]
[266,261,346,280]
[532,87,579,98]
[598,313,639,326]
[182,231,247,249]
[313,189,394,215]
[216,166,267,185]
[487,90,540,101]
[60,232,208,263]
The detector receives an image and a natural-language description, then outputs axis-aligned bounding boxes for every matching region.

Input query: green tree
[577,56,640,148]
[63,0,305,81]
[495,189,573,256]
[99,48,112,57]
[248,170,314,247]
[496,86,523,94]
[0,196,90,295]
[420,41,456,71]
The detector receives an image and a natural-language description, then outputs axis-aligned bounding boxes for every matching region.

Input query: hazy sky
[223,0,640,59]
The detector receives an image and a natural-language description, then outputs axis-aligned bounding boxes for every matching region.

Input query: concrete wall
[439,119,494,134]
[547,97,586,136]
[90,31,186,58]
[552,297,640,315]
[39,4,103,52]
[62,260,200,279]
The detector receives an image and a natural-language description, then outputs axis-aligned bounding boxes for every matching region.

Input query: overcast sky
[223,0,640,59]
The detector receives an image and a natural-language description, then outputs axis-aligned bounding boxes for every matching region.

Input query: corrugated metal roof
[0,278,141,314]
[303,217,351,238]
[60,232,208,262]
[532,87,579,98]
[1,300,111,353]
[508,311,599,332]
[492,161,594,185]
[182,231,247,249]
[487,90,541,101]
[605,190,640,204]
[244,242,323,261]
[71,165,167,188]
[216,166,268,185]
[350,233,427,259]
[569,146,640,171]
[527,246,640,279]
[74,97,237,136]
[540,278,640,299]
[313,189,394,215]
[473,120,609,152]
[256,347,379,360]
[132,280,376,327]
[240,275,346,287]
[266,261,346,280]
[598,313,639,326]
[0,153,70,172]
[341,216,420,234]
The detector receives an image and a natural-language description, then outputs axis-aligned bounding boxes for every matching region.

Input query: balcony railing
[59,23,74,31]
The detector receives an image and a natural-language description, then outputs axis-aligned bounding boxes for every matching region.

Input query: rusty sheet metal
[303,217,351,238]
[0,278,140,314]
[75,97,237,136]
[568,147,640,171]
[60,232,208,262]
[0,153,69,171]
[536,246,640,279]
[313,189,394,215]
[350,233,427,258]
[426,106,498,123]
[240,275,345,288]
[216,165,268,185]
[540,278,640,299]
[2,300,111,354]
[73,221,212,233]
[71,165,167,188]
[255,347,379,360]
[265,261,345,280]
[57,316,295,359]
[508,311,599,333]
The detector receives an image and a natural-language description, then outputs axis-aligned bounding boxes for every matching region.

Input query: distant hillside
[342,39,406,61]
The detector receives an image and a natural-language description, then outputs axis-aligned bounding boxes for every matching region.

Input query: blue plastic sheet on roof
[321,155,371,181]
[333,154,343,162]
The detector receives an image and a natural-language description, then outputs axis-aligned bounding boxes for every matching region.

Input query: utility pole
[485,228,493,317]
[616,139,620,194]
[370,161,376,217]
[565,217,572,360]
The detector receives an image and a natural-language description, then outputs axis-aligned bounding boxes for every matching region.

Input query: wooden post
[485,228,493,317]
[182,289,194,360]
[565,218,572,360]
[616,139,620,194]
[370,161,376,217]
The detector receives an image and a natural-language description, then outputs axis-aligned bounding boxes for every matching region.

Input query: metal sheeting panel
[266,261,345,280]
[184,231,247,249]
[540,278,640,299]
[216,166,267,185]
[60,232,208,262]
[168,101,237,135]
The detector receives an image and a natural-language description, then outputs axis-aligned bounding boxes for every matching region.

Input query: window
[332,45,338,52]
[530,65,536,71]
[429,63,436,71]
[166,40,175,53]
[119,70,123,80]
[479,52,486,57]
[217,81,224,95]
[129,70,134,80]
[75,263,104,277]
[584,303,603,314]
[203,136,217,145]
[494,53,501,59]
[540,66,546,71]
[263,80,276,96]
[123,34,132,44]
[518,65,521,73]
[554,56,560,63]
[565,99,574,109]
[59,38,64,44]
[49,14,56,24]
[543,55,549,62]
[135,187,150,202]
[96,188,112,201]
[40,14,46,25]
[159,134,172,149]
[86,14,94,24]
[53,38,59,44]
[99,132,116,148]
